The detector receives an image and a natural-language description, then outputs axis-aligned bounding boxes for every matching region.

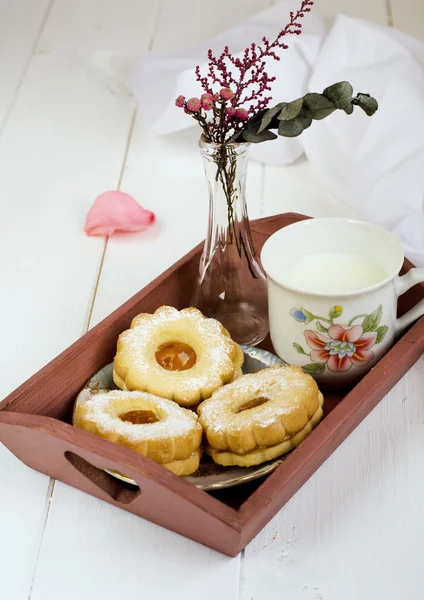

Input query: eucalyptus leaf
[376,325,388,343]
[230,109,267,142]
[362,305,383,332]
[235,81,378,144]
[278,111,312,137]
[354,93,379,116]
[246,108,267,125]
[302,362,326,375]
[316,321,329,333]
[277,98,303,121]
[323,81,353,109]
[258,103,286,133]
[304,93,335,120]
[242,128,278,143]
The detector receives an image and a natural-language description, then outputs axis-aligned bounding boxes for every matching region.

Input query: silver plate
[75,346,287,491]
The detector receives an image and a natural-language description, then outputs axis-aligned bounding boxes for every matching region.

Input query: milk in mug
[279,252,388,295]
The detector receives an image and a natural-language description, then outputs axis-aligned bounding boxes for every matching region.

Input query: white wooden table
[1,1,424,598]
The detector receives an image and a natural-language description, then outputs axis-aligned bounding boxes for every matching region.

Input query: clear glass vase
[192,136,269,346]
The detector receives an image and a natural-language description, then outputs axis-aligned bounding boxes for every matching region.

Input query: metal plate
[75,346,287,491]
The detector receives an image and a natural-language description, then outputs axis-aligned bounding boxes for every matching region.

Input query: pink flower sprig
[175,88,254,143]
[175,0,313,144]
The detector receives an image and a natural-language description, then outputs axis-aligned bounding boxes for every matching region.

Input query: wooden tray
[1,212,424,557]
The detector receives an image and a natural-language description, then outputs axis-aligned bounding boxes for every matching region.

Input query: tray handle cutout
[64,451,140,505]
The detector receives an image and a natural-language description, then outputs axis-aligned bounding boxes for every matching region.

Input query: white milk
[279,252,388,294]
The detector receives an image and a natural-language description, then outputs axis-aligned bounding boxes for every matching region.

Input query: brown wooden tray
[1,212,424,557]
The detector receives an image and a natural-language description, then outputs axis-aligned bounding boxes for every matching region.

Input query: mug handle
[395,268,424,334]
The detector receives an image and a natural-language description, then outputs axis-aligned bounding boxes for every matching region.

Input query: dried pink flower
[202,97,214,111]
[220,87,235,101]
[201,93,214,103]
[235,108,249,121]
[179,1,314,143]
[186,97,202,112]
[175,95,185,108]
[226,107,236,117]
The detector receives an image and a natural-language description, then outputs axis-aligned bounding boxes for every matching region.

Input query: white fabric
[132,2,424,266]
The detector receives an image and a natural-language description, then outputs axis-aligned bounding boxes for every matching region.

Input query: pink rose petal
[84,191,156,237]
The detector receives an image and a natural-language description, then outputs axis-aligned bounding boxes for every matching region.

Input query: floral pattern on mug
[290,304,388,374]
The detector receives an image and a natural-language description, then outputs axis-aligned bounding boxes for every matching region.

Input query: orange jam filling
[155,342,197,371]
[120,410,159,424]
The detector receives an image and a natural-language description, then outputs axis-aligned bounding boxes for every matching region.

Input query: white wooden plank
[242,356,424,600]
[0,0,156,397]
[29,1,265,599]
[154,0,276,50]
[89,0,272,324]
[28,3,272,599]
[30,484,240,600]
[0,5,55,598]
[245,2,424,594]
[0,1,158,599]
[0,0,51,131]
[391,0,424,41]
[87,124,264,323]
[5,0,422,599]
[0,449,52,600]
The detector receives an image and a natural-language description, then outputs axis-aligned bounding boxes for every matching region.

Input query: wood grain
[2,212,424,557]
[0,1,162,598]
[1,0,423,596]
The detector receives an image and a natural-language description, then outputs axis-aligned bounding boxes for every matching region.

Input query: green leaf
[323,81,354,110]
[258,103,286,133]
[362,305,383,332]
[316,321,329,333]
[304,93,336,120]
[234,81,378,145]
[329,305,343,320]
[343,103,354,115]
[278,111,312,138]
[354,93,379,116]
[245,108,267,126]
[300,307,314,325]
[302,362,326,375]
[230,109,267,142]
[376,325,388,343]
[277,98,304,121]
[242,128,278,143]
[293,343,308,355]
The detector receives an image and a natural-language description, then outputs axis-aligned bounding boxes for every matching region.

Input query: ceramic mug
[261,217,424,386]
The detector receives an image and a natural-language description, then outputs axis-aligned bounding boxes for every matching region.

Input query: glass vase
[192,136,269,346]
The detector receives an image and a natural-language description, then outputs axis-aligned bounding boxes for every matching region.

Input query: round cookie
[73,390,202,474]
[113,306,244,407]
[197,366,323,467]
[163,448,202,476]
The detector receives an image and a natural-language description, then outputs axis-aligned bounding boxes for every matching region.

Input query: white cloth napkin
[132,2,424,266]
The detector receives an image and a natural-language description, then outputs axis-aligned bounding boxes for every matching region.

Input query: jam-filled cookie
[73,390,202,476]
[113,306,244,407]
[197,366,323,467]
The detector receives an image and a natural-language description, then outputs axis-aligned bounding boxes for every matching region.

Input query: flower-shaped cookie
[197,366,323,467]
[113,306,244,407]
[73,390,202,476]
